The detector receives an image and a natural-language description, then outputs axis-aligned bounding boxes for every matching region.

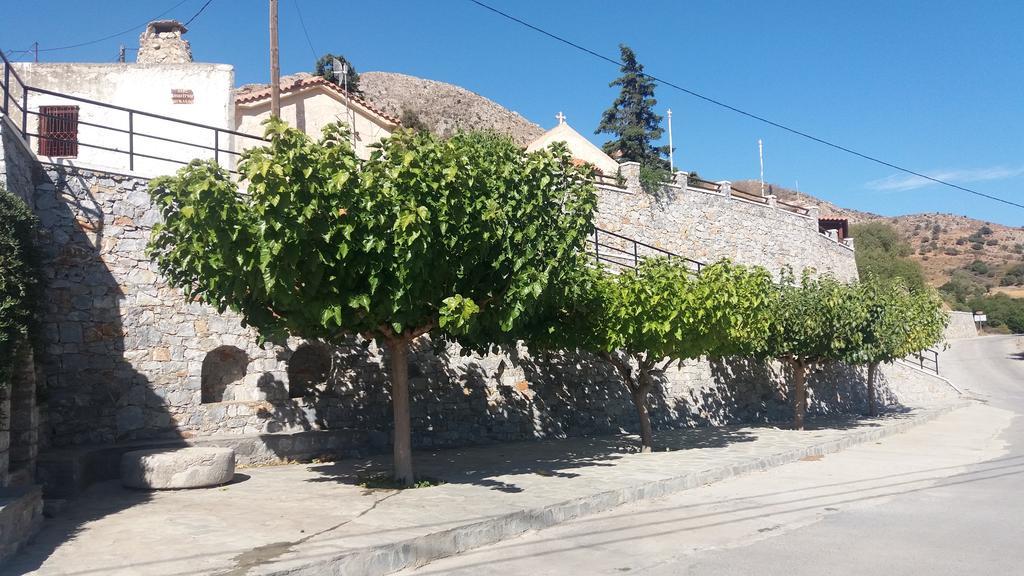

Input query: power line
[466,0,1024,211]
[184,0,215,27]
[292,0,319,61]
[32,0,191,53]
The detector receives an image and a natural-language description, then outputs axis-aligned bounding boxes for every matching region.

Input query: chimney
[137,20,192,64]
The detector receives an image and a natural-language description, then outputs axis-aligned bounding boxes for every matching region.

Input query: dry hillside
[733,180,1024,289]
[360,72,545,146]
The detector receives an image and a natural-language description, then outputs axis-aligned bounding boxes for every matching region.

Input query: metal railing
[2,50,267,175]
[906,348,939,374]
[588,226,704,273]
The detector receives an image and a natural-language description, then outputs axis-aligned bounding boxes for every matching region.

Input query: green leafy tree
[845,278,947,416]
[148,120,597,484]
[0,187,38,391]
[510,258,774,452]
[763,271,867,429]
[596,44,669,172]
[850,222,927,291]
[315,53,360,94]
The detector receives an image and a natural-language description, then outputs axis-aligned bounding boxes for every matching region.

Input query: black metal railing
[2,50,267,175]
[907,348,939,374]
[588,226,704,273]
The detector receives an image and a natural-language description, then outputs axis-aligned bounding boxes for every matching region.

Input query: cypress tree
[596,44,669,168]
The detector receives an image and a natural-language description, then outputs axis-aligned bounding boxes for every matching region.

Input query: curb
[261,400,970,576]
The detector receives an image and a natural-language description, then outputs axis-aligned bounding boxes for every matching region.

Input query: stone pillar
[766,195,778,208]
[718,181,732,197]
[618,162,641,193]
[807,206,820,222]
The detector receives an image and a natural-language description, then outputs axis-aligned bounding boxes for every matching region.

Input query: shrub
[980,225,994,235]
[971,242,984,251]
[987,239,999,246]
[0,187,38,389]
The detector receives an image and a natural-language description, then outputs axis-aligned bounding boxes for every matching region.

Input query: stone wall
[595,164,859,280]
[0,115,38,202]
[944,311,978,340]
[2,120,949,463]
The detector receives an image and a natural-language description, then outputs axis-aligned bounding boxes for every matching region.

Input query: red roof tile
[235,75,400,126]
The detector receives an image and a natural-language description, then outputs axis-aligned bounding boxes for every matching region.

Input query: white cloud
[866,165,1024,192]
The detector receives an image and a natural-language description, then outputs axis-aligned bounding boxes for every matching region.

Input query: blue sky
[2,0,1022,225]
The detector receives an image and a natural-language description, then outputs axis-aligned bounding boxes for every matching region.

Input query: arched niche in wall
[201,345,249,403]
[287,343,333,399]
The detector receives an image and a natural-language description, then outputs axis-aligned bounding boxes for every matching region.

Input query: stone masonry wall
[944,311,978,340]
[20,160,918,457]
[595,164,859,281]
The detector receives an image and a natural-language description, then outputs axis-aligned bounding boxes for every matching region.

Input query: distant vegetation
[850,222,927,291]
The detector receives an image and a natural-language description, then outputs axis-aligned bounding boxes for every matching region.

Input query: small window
[38,105,79,157]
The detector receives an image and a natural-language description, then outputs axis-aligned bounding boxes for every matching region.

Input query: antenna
[667,108,674,173]
[332,58,356,148]
[758,138,765,196]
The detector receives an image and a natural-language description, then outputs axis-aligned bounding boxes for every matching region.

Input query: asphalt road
[401,335,1024,576]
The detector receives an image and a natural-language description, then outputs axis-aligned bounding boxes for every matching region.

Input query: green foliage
[1001,264,1024,286]
[595,44,669,168]
[0,187,38,389]
[638,163,672,196]
[980,225,994,235]
[939,270,988,309]
[850,222,926,291]
[969,294,1024,333]
[314,53,360,94]
[968,260,989,275]
[762,270,867,365]
[399,107,430,134]
[149,120,597,345]
[845,277,947,366]
[149,120,597,482]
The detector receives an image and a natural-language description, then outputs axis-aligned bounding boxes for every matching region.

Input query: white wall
[12,63,235,178]
[235,88,393,160]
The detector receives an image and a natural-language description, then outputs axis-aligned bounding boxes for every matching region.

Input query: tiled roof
[234,75,400,126]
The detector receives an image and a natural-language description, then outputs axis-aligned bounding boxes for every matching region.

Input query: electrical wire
[184,0,215,27]
[31,0,191,53]
[466,0,1024,211]
[293,0,319,61]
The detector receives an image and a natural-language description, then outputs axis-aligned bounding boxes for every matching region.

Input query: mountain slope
[359,72,544,146]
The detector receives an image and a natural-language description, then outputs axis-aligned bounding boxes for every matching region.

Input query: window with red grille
[38,105,79,157]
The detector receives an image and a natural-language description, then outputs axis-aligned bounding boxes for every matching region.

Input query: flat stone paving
[4,404,963,576]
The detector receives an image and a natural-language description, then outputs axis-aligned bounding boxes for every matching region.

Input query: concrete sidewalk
[5,403,965,576]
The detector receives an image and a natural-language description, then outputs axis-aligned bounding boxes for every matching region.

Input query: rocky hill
[359,72,545,146]
[733,180,1024,291]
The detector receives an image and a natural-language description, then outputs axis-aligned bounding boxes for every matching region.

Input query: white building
[234,73,399,160]
[527,113,621,176]
[10,21,236,178]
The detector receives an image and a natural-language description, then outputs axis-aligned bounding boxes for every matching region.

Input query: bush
[969,260,989,275]
[971,242,984,251]
[955,238,966,246]
[0,187,38,388]
[980,225,994,235]
[944,247,960,256]
[639,163,672,195]
[987,239,999,246]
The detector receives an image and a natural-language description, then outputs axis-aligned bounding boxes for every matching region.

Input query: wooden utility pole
[269,0,281,118]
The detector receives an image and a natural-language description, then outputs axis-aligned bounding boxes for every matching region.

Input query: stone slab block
[121,447,235,490]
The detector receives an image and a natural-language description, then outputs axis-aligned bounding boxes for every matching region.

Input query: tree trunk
[792,359,807,430]
[385,338,414,486]
[867,362,878,417]
[632,383,654,453]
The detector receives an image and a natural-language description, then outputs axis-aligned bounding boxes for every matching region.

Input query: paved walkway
[5,405,963,576]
